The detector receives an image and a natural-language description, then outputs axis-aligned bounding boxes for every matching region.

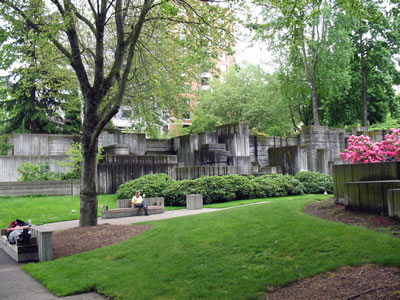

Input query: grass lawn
[0,194,118,228]
[0,193,280,228]
[23,194,400,300]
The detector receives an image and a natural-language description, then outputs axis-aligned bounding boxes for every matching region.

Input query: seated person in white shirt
[131,190,149,216]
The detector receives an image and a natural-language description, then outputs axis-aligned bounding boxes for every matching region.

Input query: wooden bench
[101,197,165,219]
[0,225,53,262]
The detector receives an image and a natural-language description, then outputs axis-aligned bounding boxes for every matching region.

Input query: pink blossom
[341,129,400,164]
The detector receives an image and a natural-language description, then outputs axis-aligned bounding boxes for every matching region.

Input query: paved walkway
[0,202,271,299]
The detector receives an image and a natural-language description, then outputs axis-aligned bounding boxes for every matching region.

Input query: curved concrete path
[0,202,271,299]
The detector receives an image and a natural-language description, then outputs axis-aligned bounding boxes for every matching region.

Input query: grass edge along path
[0,193,320,228]
[23,196,400,300]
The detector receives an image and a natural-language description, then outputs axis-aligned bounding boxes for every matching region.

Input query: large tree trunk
[79,94,100,227]
[311,45,320,126]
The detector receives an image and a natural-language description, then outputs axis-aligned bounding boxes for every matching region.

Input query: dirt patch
[305,199,400,238]
[52,224,151,259]
[265,264,400,300]
[264,199,400,299]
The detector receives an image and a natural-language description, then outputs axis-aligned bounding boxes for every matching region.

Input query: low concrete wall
[176,166,239,180]
[0,180,80,197]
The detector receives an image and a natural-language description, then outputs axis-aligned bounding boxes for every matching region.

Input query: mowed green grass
[23,195,400,300]
[0,194,118,228]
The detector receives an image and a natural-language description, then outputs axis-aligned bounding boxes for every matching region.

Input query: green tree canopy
[187,64,292,136]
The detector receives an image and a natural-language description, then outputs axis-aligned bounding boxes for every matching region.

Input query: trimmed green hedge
[116,173,175,199]
[294,171,333,194]
[116,172,331,206]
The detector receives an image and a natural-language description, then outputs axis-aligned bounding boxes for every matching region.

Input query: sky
[234,38,277,73]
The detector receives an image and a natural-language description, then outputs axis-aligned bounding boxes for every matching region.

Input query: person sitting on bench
[7,220,30,244]
[131,190,149,216]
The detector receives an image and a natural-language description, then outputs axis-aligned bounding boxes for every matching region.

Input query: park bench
[0,225,53,262]
[101,197,165,219]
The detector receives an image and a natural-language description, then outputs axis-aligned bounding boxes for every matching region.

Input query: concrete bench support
[186,194,203,210]
[387,189,400,219]
[0,225,53,262]
[30,226,53,261]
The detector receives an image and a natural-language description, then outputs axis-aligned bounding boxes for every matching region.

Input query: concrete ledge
[0,180,80,197]
[186,194,203,210]
[101,205,164,219]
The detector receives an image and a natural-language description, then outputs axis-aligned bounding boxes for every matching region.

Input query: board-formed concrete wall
[0,155,72,182]
[99,130,146,155]
[97,155,178,194]
[0,180,80,196]
[11,134,78,156]
[268,145,308,175]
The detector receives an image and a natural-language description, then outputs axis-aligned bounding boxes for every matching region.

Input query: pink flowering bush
[341,128,400,164]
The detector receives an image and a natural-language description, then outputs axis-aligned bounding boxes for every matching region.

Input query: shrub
[0,135,12,155]
[116,173,175,199]
[17,162,58,181]
[294,171,333,194]
[194,176,236,204]
[164,180,200,206]
[221,174,256,200]
[251,174,304,198]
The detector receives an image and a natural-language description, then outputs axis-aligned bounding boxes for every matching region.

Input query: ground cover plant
[24,195,400,299]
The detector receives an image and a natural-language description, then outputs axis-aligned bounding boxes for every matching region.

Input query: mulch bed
[52,224,152,259]
[264,199,400,299]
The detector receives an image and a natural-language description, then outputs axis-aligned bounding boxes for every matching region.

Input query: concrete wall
[217,123,250,156]
[11,134,78,156]
[176,166,239,180]
[268,145,308,175]
[0,180,80,196]
[0,155,72,182]
[174,134,199,166]
[97,155,178,194]
[99,130,146,155]
[146,139,175,155]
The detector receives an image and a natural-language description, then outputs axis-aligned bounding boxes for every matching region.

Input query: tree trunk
[361,49,368,128]
[311,46,320,126]
[79,94,100,227]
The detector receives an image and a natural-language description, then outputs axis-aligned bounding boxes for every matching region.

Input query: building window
[201,77,209,86]
[121,110,130,119]
[219,52,227,60]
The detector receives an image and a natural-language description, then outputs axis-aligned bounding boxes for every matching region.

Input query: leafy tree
[0,1,81,134]
[349,0,400,127]
[252,0,351,126]
[188,64,292,136]
[0,0,234,226]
